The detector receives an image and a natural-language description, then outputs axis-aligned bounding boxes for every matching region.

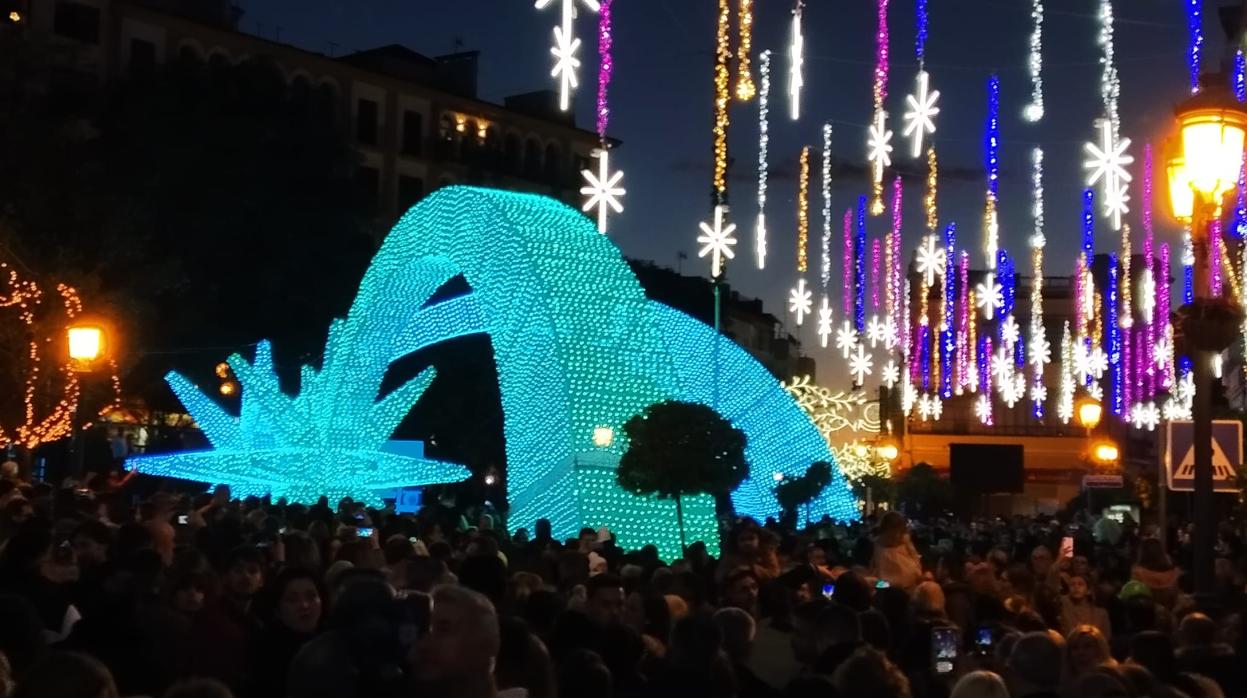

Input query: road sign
[1166,420,1242,493]
[1083,474,1124,489]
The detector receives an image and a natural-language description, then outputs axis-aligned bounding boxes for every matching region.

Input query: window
[53,2,100,44]
[356,98,379,146]
[128,39,156,75]
[357,166,380,213]
[401,111,424,156]
[398,175,425,211]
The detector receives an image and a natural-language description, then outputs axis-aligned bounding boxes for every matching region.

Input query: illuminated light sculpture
[1084,120,1134,231]
[940,223,956,399]
[537,0,599,112]
[887,176,903,346]
[836,321,859,360]
[735,0,756,101]
[1024,0,1044,121]
[821,124,833,289]
[789,1,804,121]
[130,187,858,557]
[843,209,854,320]
[755,51,772,269]
[712,0,732,198]
[867,109,894,215]
[916,226,946,288]
[849,344,874,386]
[797,146,810,273]
[789,278,813,326]
[698,204,738,279]
[1030,147,1047,416]
[817,296,833,348]
[869,0,891,213]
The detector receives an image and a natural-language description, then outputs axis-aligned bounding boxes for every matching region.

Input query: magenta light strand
[595,0,614,140]
[1211,219,1224,297]
[871,238,882,310]
[843,208,854,319]
[1159,243,1173,388]
[874,0,890,106]
[958,251,970,390]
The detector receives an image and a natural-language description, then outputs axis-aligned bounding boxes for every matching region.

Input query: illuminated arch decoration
[129,187,856,557]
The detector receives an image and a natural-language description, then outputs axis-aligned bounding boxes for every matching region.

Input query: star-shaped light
[1000,315,1021,348]
[881,360,900,389]
[848,344,874,385]
[883,317,899,350]
[1103,178,1131,231]
[1083,119,1133,230]
[866,108,893,184]
[788,278,813,325]
[929,394,943,420]
[1000,373,1021,408]
[1088,346,1109,379]
[902,70,940,158]
[866,315,886,347]
[835,321,859,359]
[902,377,917,415]
[917,393,935,421]
[974,394,993,424]
[1130,401,1161,431]
[697,205,738,278]
[1074,342,1093,383]
[915,235,946,287]
[1029,334,1051,368]
[1154,336,1171,370]
[579,149,625,234]
[1139,272,1156,317]
[1163,396,1191,421]
[991,348,1013,386]
[817,296,833,348]
[549,23,582,112]
[975,276,1004,320]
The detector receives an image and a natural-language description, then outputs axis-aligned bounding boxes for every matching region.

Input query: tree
[617,400,748,551]
[894,462,954,518]
[774,461,831,527]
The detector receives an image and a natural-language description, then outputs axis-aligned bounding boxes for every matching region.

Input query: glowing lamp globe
[876,442,899,462]
[1076,395,1103,430]
[1091,440,1120,466]
[1168,84,1247,218]
[68,325,104,363]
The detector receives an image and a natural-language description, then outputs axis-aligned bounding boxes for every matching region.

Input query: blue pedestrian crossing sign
[1166,420,1242,493]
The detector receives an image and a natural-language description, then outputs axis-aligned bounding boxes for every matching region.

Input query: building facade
[18,0,603,226]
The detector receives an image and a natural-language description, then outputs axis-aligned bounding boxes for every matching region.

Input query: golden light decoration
[925,147,938,231]
[735,0,756,101]
[783,375,881,435]
[1090,439,1119,465]
[0,264,120,449]
[797,146,810,273]
[712,0,732,198]
[833,442,893,483]
[967,289,978,391]
[1119,224,1132,327]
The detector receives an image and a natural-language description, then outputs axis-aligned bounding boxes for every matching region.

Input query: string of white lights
[821,122,833,289]
[1024,0,1044,121]
[756,50,771,269]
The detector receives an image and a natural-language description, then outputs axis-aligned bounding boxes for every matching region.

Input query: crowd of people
[0,468,1245,698]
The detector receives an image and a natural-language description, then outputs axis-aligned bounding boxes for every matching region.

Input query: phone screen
[177,515,189,525]
[357,527,374,537]
[821,583,835,599]
[875,579,890,589]
[975,626,993,649]
[932,627,959,675]
[1060,536,1074,559]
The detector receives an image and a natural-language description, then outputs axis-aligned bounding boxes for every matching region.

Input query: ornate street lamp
[67,323,107,479]
[1167,77,1247,595]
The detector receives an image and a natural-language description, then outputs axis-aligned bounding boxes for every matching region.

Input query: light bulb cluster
[1024,0,1044,121]
[855,196,867,331]
[536,0,599,112]
[789,1,804,121]
[821,123,833,289]
[735,0,756,101]
[712,0,731,199]
[868,0,891,213]
[1030,148,1047,417]
[756,51,771,269]
[1235,50,1246,103]
[132,187,860,558]
[843,209,854,320]
[797,145,810,274]
[887,176,903,347]
[1187,0,1202,94]
[941,223,956,399]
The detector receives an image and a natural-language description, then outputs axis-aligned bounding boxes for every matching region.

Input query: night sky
[239,0,1213,381]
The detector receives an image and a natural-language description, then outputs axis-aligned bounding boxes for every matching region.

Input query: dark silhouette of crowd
[1,470,1245,698]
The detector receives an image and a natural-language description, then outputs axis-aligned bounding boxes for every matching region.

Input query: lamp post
[1167,78,1247,595]
[67,324,105,480]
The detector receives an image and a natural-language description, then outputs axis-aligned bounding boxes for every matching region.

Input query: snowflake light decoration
[1000,374,1020,408]
[849,344,874,385]
[1030,383,1047,404]
[902,378,917,415]
[866,315,886,347]
[537,0,599,111]
[902,70,940,158]
[1001,315,1021,348]
[579,149,625,233]
[789,278,813,325]
[788,4,804,120]
[817,296,833,348]
[1163,396,1191,421]
[1029,335,1052,368]
[1154,337,1170,370]
[1088,346,1109,379]
[1088,382,1104,402]
[697,204,738,278]
[1130,401,1161,431]
[929,394,943,420]
[1083,119,1134,230]
[867,108,894,185]
[1074,342,1093,383]
[975,276,1004,320]
[915,235,946,287]
[835,321,859,359]
[881,360,900,389]
[975,394,993,423]
[918,393,935,421]
[1139,271,1156,317]
[990,348,1013,385]
[883,316,898,350]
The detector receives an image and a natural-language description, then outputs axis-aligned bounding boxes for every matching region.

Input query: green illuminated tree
[617,400,747,552]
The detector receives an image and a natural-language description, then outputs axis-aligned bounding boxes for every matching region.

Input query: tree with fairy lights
[617,400,747,552]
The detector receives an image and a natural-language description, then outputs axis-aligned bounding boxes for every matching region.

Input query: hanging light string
[856,196,867,332]
[755,51,771,269]
[941,223,956,399]
[843,209,854,320]
[735,0,756,100]
[1159,242,1174,389]
[888,176,903,348]
[1024,0,1045,121]
[1030,147,1047,417]
[712,0,731,201]
[1141,143,1155,400]
[1058,321,1074,423]
[869,0,891,214]
[1235,49,1247,102]
[821,123,833,288]
[982,76,1001,325]
[870,238,882,311]
[797,146,810,274]
[789,1,805,120]
[957,250,970,393]
[595,0,613,140]
[1098,0,1121,137]
[1120,224,1132,328]
[1186,0,1202,94]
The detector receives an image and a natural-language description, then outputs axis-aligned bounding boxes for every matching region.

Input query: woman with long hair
[871,512,923,592]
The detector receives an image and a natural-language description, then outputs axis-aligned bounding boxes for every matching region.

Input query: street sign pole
[1157,422,1167,553]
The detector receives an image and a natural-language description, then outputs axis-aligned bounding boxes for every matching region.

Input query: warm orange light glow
[1076,396,1103,430]
[68,325,103,362]
[1091,440,1119,465]
[219,381,237,396]
[876,442,899,462]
